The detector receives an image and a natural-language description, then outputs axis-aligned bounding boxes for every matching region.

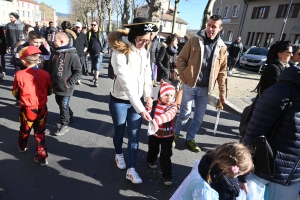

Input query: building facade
[213,0,300,48]
[14,0,39,26]
[135,0,188,37]
[0,0,15,25]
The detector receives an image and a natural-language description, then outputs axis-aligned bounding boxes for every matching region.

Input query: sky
[38,0,207,30]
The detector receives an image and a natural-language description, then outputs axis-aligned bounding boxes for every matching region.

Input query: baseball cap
[74,22,82,28]
[19,46,42,60]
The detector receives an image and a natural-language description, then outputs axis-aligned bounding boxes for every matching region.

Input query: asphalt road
[0,55,242,200]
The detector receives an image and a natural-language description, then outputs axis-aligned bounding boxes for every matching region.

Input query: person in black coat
[289,44,300,67]
[149,34,160,86]
[156,34,178,82]
[244,66,300,200]
[0,26,6,78]
[257,41,293,95]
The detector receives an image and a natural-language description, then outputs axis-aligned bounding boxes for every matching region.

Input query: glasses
[91,24,97,26]
[136,38,150,44]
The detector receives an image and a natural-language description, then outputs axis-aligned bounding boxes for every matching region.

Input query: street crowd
[0,11,300,200]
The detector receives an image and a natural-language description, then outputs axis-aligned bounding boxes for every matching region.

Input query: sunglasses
[91,24,97,26]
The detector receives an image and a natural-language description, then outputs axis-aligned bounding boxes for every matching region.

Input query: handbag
[251,82,296,178]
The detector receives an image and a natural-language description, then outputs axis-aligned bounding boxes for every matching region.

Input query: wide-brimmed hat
[124,17,158,32]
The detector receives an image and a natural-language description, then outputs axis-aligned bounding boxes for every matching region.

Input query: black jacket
[156,43,170,82]
[0,27,6,55]
[258,59,285,95]
[244,66,300,186]
[198,154,239,200]
[48,45,82,96]
[6,19,24,48]
[75,32,88,57]
[228,41,243,59]
[149,37,160,63]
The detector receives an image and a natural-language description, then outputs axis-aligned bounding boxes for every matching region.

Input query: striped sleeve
[154,104,177,125]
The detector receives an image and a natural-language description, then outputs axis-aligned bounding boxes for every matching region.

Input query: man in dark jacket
[227,36,243,75]
[44,21,55,39]
[87,20,108,87]
[0,26,6,79]
[61,21,77,47]
[48,32,82,136]
[149,33,160,86]
[74,22,88,84]
[6,12,25,51]
[244,66,300,200]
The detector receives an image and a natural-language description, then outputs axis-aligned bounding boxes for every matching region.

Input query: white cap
[74,22,82,28]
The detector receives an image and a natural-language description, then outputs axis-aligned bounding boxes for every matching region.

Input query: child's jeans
[147,135,174,179]
[18,105,48,159]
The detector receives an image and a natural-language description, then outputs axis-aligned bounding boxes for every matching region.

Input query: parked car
[239,46,268,73]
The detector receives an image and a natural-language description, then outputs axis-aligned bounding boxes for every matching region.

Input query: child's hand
[238,182,248,194]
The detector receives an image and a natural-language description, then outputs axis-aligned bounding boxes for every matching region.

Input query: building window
[264,33,274,47]
[17,10,19,15]
[294,34,300,44]
[178,23,181,30]
[281,33,286,41]
[23,11,25,17]
[28,11,30,17]
[255,33,264,47]
[226,30,234,41]
[34,5,36,9]
[163,21,166,27]
[245,32,251,45]
[250,33,255,46]
[28,3,29,8]
[170,22,172,28]
[22,2,24,7]
[216,7,221,15]
[232,5,239,17]
[251,6,270,19]
[224,6,229,18]
[276,3,300,18]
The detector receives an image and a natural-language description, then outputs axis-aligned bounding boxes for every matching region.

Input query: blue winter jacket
[244,66,300,186]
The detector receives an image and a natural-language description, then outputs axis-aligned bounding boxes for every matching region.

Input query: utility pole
[279,0,293,41]
[159,8,164,41]
[171,0,180,34]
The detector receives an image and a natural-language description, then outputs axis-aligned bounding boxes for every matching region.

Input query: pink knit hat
[160,82,175,97]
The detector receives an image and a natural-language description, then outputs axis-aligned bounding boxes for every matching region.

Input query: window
[216,7,221,15]
[250,33,255,46]
[245,32,251,45]
[163,21,166,27]
[28,11,30,17]
[255,33,264,47]
[170,22,172,28]
[294,34,300,44]
[224,6,229,18]
[251,6,270,19]
[2,11,5,16]
[34,5,36,9]
[178,24,181,30]
[281,33,286,41]
[22,2,24,7]
[276,3,300,18]
[28,3,29,8]
[264,33,274,47]
[17,10,19,15]
[232,5,239,17]
[226,30,234,41]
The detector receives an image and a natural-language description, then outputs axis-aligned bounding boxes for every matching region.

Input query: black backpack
[108,55,128,79]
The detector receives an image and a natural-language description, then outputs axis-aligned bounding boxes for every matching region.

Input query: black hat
[9,12,19,19]
[124,17,158,32]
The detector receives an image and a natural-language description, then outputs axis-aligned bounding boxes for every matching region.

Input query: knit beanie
[10,12,19,19]
[160,82,175,97]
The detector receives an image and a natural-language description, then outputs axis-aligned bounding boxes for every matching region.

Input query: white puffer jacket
[109,29,153,113]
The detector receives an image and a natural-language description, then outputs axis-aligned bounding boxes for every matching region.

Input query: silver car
[239,47,268,73]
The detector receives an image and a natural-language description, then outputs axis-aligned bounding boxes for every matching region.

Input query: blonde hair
[206,142,253,184]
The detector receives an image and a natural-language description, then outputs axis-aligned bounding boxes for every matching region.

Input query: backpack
[108,55,128,79]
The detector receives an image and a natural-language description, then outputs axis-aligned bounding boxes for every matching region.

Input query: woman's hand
[141,111,152,122]
[238,182,249,194]
[145,97,153,108]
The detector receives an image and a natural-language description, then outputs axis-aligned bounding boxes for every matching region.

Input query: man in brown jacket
[172,15,227,152]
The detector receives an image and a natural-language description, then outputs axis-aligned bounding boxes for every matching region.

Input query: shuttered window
[251,6,270,19]
[276,3,300,18]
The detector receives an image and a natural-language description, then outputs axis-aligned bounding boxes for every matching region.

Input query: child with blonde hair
[173,142,253,200]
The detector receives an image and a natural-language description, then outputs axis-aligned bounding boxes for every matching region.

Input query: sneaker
[115,153,126,169]
[19,147,28,152]
[185,139,201,152]
[148,162,157,169]
[172,134,179,148]
[75,80,82,85]
[34,157,48,166]
[94,79,98,87]
[14,101,20,107]
[55,125,69,136]
[163,178,172,186]
[126,168,142,184]
[2,72,6,77]
[227,71,233,76]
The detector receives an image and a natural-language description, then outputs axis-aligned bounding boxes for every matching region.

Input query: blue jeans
[109,97,143,168]
[90,54,103,71]
[250,173,300,200]
[151,62,155,81]
[174,84,208,141]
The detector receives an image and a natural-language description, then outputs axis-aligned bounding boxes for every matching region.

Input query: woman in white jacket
[108,18,158,184]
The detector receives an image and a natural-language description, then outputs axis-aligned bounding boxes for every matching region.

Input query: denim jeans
[174,84,208,141]
[250,173,300,200]
[151,62,155,81]
[109,97,143,168]
[55,95,73,126]
[90,53,103,71]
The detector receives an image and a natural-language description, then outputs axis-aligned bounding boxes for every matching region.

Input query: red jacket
[12,67,53,108]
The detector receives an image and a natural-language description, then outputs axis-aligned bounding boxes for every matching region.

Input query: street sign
[32,10,42,22]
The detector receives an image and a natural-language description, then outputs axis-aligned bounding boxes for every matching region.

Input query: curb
[208,94,243,116]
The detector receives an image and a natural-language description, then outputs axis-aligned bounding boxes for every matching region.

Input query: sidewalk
[212,67,260,114]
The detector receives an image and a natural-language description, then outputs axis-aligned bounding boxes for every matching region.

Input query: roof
[162,13,188,25]
[19,0,39,5]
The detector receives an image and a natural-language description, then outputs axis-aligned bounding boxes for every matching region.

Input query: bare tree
[114,0,123,29]
[201,0,216,30]
[122,0,132,26]
[148,0,162,22]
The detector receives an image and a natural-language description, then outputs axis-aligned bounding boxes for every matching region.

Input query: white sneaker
[126,168,142,184]
[227,71,233,75]
[115,153,126,169]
